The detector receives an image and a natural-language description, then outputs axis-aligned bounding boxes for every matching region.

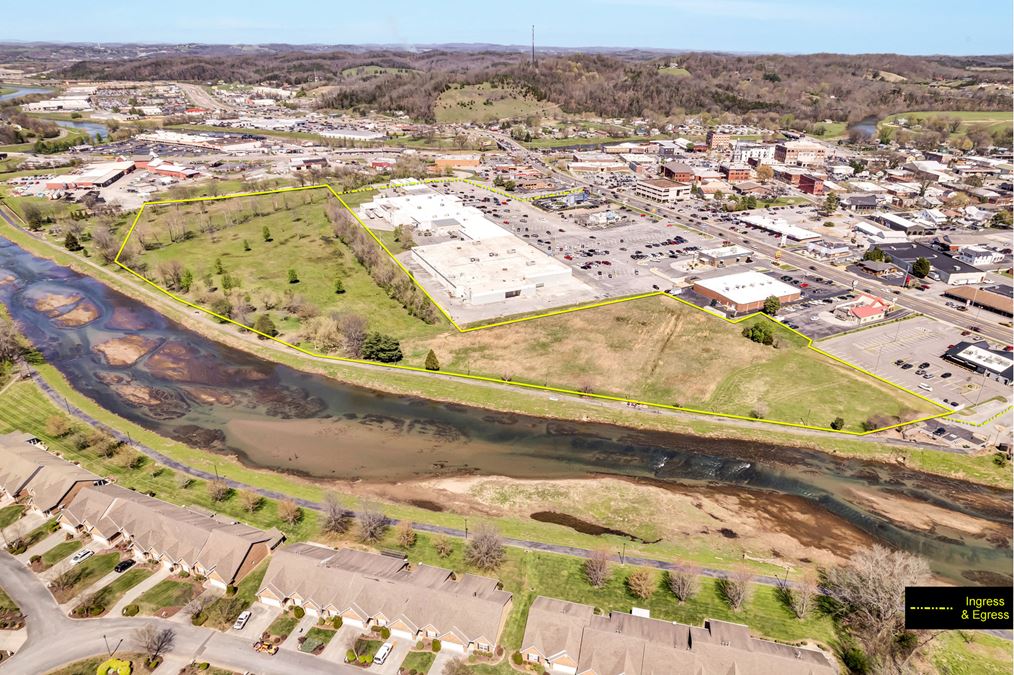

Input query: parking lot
[435,181,722,298]
[819,315,1012,411]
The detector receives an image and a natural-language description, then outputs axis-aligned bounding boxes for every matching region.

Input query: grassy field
[134,577,201,616]
[400,651,436,673]
[76,566,154,615]
[659,66,691,77]
[0,504,23,528]
[131,188,448,343]
[53,552,120,603]
[434,83,561,124]
[881,110,1013,138]
[39,540,82,568]
[404,296,940,432]
[928,630,1014,675]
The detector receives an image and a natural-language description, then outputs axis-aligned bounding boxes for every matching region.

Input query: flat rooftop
[694,271,799,305]
[738,215,820,241]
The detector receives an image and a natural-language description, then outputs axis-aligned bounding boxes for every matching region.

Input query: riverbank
[0,205,1007,490]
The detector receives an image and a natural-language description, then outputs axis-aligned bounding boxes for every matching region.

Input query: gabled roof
[259,544,511,644]
[62,483,280,583]
[522,597,594,659]
[0,433,100,512]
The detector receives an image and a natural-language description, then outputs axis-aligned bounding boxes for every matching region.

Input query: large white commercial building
[730,141,775,164]
[737,214,820,241]
[361,187,585,307]
[692,271,801,313]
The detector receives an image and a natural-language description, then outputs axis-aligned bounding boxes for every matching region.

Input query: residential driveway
[319,624,359,664]
[61,567,121,612]
[1,510,44,545]
[429,649,457,675]
[374,638,411,675]
[108,566,170,617]
[279,613,318,651]
[227,600,279,638]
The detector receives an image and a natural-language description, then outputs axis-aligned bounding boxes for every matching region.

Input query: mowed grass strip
[52,552,120,603]
[40,540,83,568]
[131,188,447,342]
[134,578,202,616]
[0,504,24,528]
[405,296,939,431]
[76,566,154,615]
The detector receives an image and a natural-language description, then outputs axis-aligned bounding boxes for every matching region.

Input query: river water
[0,236,1010,583]
[0,85,53,102]
[54,119,110,139]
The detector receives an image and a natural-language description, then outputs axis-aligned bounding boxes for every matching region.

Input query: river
[0,85,53,102]
[0,236,1009,584]
[53,119,110,139]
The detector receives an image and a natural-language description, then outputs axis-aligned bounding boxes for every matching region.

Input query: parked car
[918,362,930,369]
[70,549,94,566]
[233,610,252,631]
[918,383,933,392]
[113,559,135,573]
[940,372,952,379]
[374,642,394,665]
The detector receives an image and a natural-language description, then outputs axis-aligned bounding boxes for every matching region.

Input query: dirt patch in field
[52,300,101,327]
[93,335,161,366]
[361,474,875,569]
[531,511,661,544]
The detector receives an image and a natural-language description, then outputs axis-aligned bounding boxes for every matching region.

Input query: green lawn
[299,626,336,653]
[75,566,153,616]
[40,540,82,568]
[929,630,1014,675]
[132,188,448,343]
[354,638,384,662]
[266,611,300,640]
[400,651,436,673]
[134,578,201,616]
[0,586,18,613]
[52,552,120,602]
[0,504,24,528]
[393,532,836,651]
[17,518,59,550]
[44,652,151,675]
[881,110,1013,140]
[659,66,690,77]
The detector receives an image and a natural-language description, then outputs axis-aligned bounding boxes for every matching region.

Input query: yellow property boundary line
[112,179,953,436]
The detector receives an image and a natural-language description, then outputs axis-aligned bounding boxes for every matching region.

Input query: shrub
[431,639,441,652]
[841,645,869,674]
[191,612,208,626]
[225,585,237,597]
[512,652,523,665]
[293,606,305,619]
[30,555,41,564]
[122,604,139,616]
[332,616,343,629]
[380,627,391,639]
[831,417,845,430]
[197,663,210,671]
[346,649,356,663]
[359,655,370,665]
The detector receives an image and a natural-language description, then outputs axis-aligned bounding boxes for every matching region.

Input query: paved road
[0,550,358,674]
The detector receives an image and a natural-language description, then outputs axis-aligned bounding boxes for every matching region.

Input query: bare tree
[717,568,753,610]
[207,479,231,502]
[0,319,22,364]
[321,492,351,534]
[356,503,389,543]
[239,491,264,513]
[183,593,212,620]
[821,546,929,668]
[626,568,656,600]
[665,565,699,603]
[464,525,505,571]
[277,499,303,526]
[396,521,417,548]
[584,550,611,588]
[789,574,819,619]
[134,624,176,660]
[433,535,453,558]
[338,313,368,358]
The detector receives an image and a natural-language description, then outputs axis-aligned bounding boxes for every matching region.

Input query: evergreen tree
[262,225,272,242]
[361,332,403,363]
[334,277,345,294]
[180,269,194,293]
[287,269,299,284]
[253,314,278,338]
[213,257,224,275]
[64,231,81,251]
[424,349,440,371]
[911,257,931,279]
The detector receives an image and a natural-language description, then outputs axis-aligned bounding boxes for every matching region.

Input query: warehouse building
[692,271,801,313]
[44,160,135,190]
[697,244,752,267]
[876,242,986,286]
[412,236,574,305]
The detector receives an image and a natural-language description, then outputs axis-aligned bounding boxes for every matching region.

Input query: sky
[6,0,1013,54]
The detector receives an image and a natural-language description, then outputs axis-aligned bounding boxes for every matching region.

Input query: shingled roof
[0,432,100,513]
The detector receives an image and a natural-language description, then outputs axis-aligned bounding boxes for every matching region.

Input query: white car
[232,610,252,631]
[70,549,94,566]
[373,642,394,665]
